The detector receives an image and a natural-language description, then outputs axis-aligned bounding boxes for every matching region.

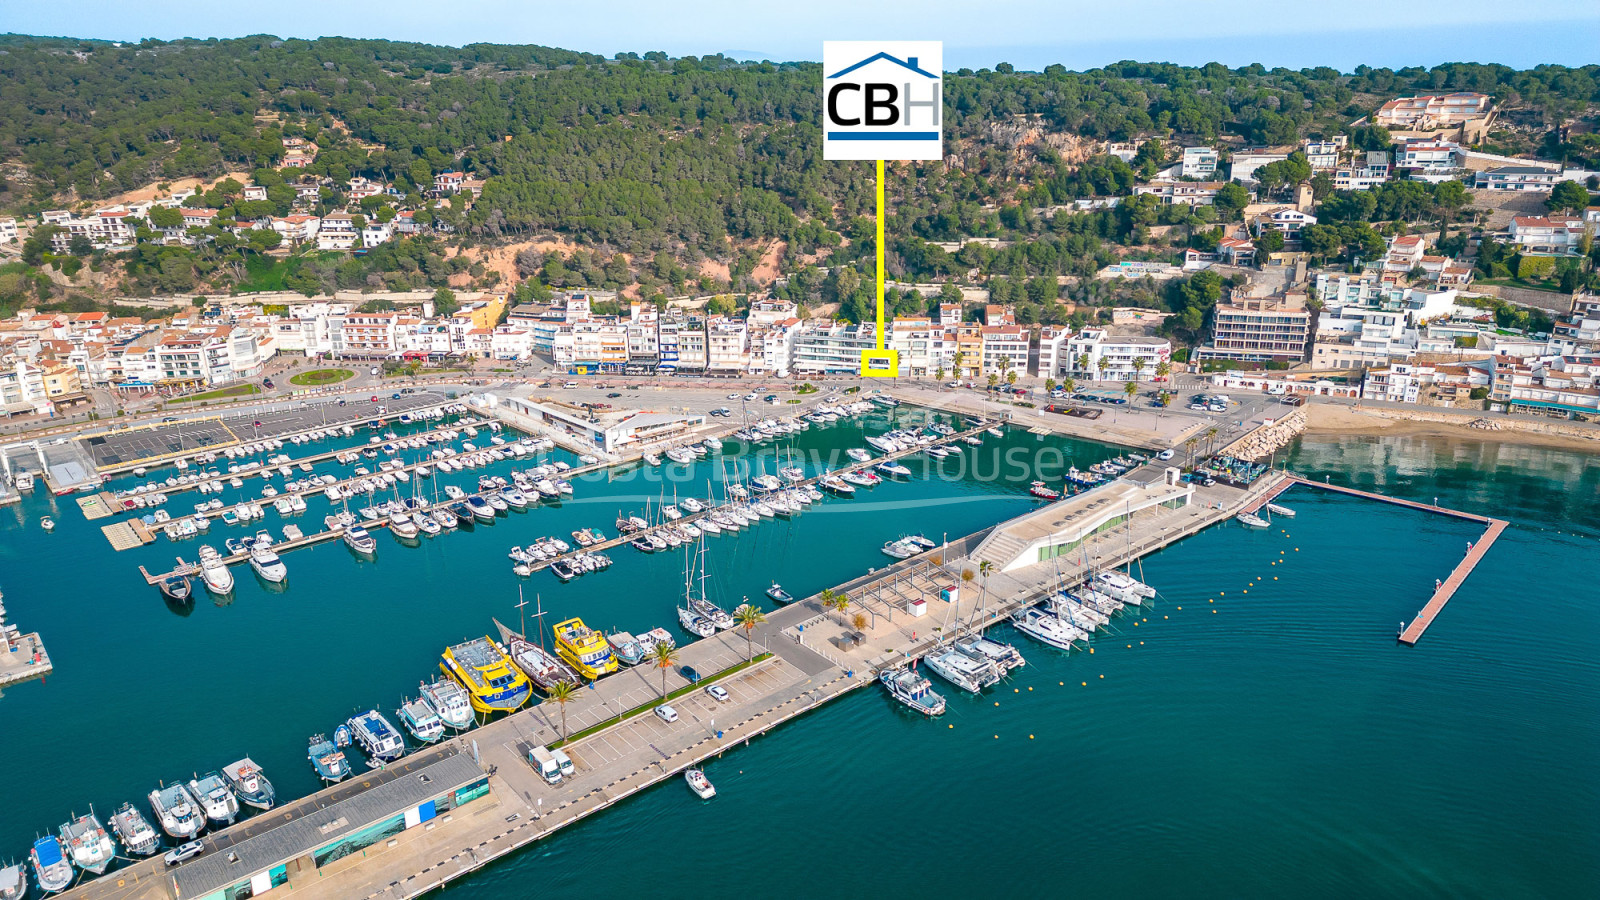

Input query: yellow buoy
[1209,599,1214,603]
[1127,644,1132,648]
[1013,688,1019,693]
[1163,615,1169,619]
[994,701,1000,706]
[1029,735,1034,740]
[1139,641,1144,645]
[949,724,954,728]
[1099,674,1105,679]
[1212,609,1217,614]
[1059,681,1064,686]
[1028,686,1033,691]
[1273,576,1278,580]
[1082,681,1087,686]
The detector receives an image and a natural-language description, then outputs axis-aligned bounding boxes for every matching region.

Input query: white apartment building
[1181,147,1219,179]
[1394,140,1462,179]
[748,320,799,377]
[1302,139,1344,171]
[0,217,18,244]
[490,325,535,361]
[1132,181,1228,206]
[792,322,877,375]
[1043,328,1172,382]
[1473,166,1561,192]
[340,312,397,357]
[980,325,1030,377]
[0,360,50,416]
[1362,362,1434,403]
[1508,216,1586,255]
[1333,151,1392,190]
[316,213,359,250]
[1230,147,1292,184]
[705,317,749,375]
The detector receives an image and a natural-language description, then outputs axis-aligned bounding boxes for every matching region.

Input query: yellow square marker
[859,348,898,378]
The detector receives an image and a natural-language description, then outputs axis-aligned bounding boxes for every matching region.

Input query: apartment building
[1180,147,1219,179]
[1508,216,1586,255]
[1373,93,1493,129]
[1394,140,1463,179]
[1132,181,1229,206]
[1302,139,1345,171]
[791,322,877,376]
[341,313,398,357]
[1040,327,1172,382]
[1473,166,1561,192]
[1195,292,1312,363]
[1251,207,1317,241]
[1333,151,1392,190]
[705,317,749,375]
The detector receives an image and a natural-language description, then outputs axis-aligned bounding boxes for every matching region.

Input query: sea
[0,411,1595,899]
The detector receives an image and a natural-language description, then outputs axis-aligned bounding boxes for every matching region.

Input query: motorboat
[467,495,496,522]
[1011,607,1085,650]
[307,734,352,783]
[679,497,705,514]
[685,768,716,800]
[766,582,794,604]
[249,547,287,583]
[819,475,854,496]
[879,666,946,716]
[343,526,378,555]
[346,710,407,764]
[1264,502,1296,517]
[876,460,912,478]
[441,635,534,711]
[110,802,161,857]
[846,448,872,463]
[59,811,117,874]
[606,631,646,666]
[841,469,879,488]
[1236,512,1269,528]
[188,772,240,825]
[666,447,695,464]
[30,837,73,894]
[924,645,1002,693]
[148,782,205,839]
[644,452,663,466]
[486,493,509,512]
[397,698,446,743]
[502,488,530,509]
[389,512,420,539]
[0,863,19,900]
[40,516,54,532]
[158,572,193,602]
[882,538,920,559]
[420,678,476,730]
[953,634,1026,675]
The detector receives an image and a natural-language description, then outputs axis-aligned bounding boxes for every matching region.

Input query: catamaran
[419,678,476,730]
[954,634,1026,674]
[1011,607,1085,650]
[879,666,946,716]
[923,645,1002,693]
[1093,571,1155,604]
[59,811,117,874]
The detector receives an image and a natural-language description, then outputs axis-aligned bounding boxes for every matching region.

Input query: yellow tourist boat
[440,636,532,714]
[552,617,618,680]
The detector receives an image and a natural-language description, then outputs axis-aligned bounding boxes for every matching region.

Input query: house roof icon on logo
[828,52,938,80]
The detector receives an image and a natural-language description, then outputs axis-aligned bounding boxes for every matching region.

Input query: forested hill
[1,34,1596,265]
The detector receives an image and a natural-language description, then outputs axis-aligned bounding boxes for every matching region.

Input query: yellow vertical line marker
[876,157,886,351]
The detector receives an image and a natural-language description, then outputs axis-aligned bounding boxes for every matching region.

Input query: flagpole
[876,157,886,352]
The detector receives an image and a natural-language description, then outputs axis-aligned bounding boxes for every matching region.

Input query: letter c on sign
[827,84,860,126]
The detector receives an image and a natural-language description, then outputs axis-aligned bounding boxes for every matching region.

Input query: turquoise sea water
[1,421,1596,897]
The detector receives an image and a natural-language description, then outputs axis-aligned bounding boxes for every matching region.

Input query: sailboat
[677,535,722,637]
[494,590,578,691]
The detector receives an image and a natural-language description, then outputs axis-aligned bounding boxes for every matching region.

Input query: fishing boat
[1028,481,1061,500]
[685,768,716,800]
[441,636,533,712]
[148,782,205,839]
[188,772,240,825]
[766,582,794,604]
[605,631,645,666]
[879,666,946,716]
[923,645,1002,693]
[0,863,19,900]
[29,837,72,894]
[954,634,1026,674]
[553,617,618,679]
[220,759,274,812]
[346,711,407,764]
[420,678,475,730]
[1236,512,1269,528]
[397,698,446,743]
[307,735,352,783]
[109,802,161,857]
[636,628,676,657]
[1011,607,1085,650]
[249,547,287,583]
[158,572,193,602]
[1264,502,1296,517]
[59,811,117,874]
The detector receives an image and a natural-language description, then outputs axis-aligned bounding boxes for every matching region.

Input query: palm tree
[829,591,852,625]
[1124,380,1138,401]
[1044,377,1056,393]
[818,587,836,619]
[975,559,993,629]
[1205,425,1219,457]
[734,603,766,661]
[1061,376,1076,394]
[651,642,679,700]
[952,350,965,377]
[1185,436,1199,468]
[546,680,577,743]
[1006,370,1018,386]
[1130,356,1146,381]
[1154,360,1171,382]
[1097,356,1111,381]
[987,373,999,388]
[1076,352,1091,376]
[935,365,946,383]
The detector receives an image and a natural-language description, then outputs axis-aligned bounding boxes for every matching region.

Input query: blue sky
[7,1,1598,71]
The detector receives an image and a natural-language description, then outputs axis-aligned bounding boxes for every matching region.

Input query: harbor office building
[173,749,487,900]
[487,391,706,454]
[971,468,1194,574]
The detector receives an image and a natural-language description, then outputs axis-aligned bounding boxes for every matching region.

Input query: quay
[0,631,51,696]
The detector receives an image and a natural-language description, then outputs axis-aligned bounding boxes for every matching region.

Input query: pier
[0,631,50,695]
[1397,518,1507,645]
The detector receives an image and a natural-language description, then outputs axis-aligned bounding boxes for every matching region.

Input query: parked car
[164,842,204,866]
[1156,449,1176,460]
[744,392,759,401]
[654,704,679,723]
[679,664,701,683]
[726,393,740,400]
[704,684,730,702]
[606,392,622,398]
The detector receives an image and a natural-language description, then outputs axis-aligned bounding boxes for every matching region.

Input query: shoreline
[1300,403,1600,454]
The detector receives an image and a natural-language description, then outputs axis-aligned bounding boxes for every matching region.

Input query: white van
[527,745,562,784]
[550,748,575,777]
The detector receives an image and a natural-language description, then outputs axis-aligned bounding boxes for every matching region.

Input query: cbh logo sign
[823,41,942,161]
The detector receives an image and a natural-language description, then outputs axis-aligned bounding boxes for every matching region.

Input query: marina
[0,393,1553,900]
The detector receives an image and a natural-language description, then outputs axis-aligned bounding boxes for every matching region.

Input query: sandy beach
[1302,402,1600,454]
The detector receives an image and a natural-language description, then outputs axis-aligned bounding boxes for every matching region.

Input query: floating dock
[1398,518,1507,645]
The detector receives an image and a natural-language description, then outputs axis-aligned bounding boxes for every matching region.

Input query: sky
[5,1,1598,72]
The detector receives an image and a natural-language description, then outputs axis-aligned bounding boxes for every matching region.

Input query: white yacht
[685,768,716,800]
[1236,512,1269,528]
[199,553,234,594]
[249,547,287,583]
[1011,607,1086,650]
[343,526,378,555]
[1093,571,1155,603]
[148,782,205,839]
[389,512,420,539]
[188,772,240,825]
[923,646,1002,693]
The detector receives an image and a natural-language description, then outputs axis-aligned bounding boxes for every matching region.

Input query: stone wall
[1349,405,1600,444]
[1219,408,1307,461]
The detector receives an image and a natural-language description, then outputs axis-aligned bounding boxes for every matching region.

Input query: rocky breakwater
[1221,408,1306,461]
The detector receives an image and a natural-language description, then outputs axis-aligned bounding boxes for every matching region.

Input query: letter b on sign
[823,41,942,162]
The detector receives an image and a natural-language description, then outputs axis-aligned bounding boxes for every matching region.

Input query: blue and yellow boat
[553,617,618,680]
[440,636,532,713]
